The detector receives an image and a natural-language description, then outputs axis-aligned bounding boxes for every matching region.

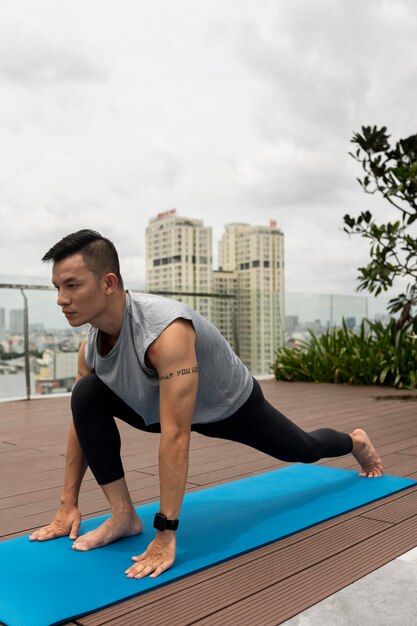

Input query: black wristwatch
[153,512,179,531]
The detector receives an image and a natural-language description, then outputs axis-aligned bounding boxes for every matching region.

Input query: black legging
[71,374,353,485]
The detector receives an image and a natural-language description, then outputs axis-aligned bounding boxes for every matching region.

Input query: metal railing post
[20,289,31,400]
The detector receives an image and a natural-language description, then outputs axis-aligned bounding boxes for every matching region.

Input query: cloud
[0,16,107,86]
[149,139,183,188]
[214,0,417,151]
[229,142,352,209]
[0,0,416,306]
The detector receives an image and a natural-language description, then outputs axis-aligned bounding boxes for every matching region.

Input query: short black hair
[42,229,124,289]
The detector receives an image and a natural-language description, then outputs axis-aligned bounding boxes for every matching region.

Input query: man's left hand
[125,531,176,579]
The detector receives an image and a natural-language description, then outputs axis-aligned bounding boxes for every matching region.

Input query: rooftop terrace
[2,379,417,625]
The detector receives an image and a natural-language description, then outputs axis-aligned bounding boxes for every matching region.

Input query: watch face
[153,513,179,531]
[154,513,166,530]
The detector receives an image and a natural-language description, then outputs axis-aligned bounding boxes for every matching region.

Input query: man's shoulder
[128,291,192,320]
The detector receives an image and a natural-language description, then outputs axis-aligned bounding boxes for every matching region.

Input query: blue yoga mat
[0,464,415,626]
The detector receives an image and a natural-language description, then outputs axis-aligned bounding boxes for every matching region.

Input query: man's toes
[360,466,382,478]
[72,539,88,551]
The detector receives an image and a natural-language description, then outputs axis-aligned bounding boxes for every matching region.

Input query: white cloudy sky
[0,0,416,300]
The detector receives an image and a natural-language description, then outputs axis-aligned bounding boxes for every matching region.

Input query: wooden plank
[361,486,417,524]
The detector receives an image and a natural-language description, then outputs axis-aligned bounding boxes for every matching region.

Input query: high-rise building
[285,315,299,337]
[146,211,285,376]
[218,221,285,375]
[211,270,238,352]
[146,209,212,318]
[9,309,24,334]
[346,317,356,330]
[0,308,5,335]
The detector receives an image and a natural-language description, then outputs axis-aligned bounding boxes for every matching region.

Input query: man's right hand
[29,506,81,542]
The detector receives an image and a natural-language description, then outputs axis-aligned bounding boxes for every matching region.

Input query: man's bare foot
[72,511,142,551]
[350,428,384,478]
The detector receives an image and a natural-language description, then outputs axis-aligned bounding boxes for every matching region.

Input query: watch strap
[153,512,179,531]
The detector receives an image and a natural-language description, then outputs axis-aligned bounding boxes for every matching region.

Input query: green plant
[273,319,417,389]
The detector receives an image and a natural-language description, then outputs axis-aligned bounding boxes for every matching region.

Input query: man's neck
[94,289,127,339]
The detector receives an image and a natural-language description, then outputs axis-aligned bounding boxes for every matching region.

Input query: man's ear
[103,273,118,294]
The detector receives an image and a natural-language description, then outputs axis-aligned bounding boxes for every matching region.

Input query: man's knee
[71,374,104,415]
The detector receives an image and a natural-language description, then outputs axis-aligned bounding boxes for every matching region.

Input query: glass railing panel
[25,287,88,397]
[0,277,396,401]
[0,276,88,401]
[285,292,368,342]
[0,284,28,400]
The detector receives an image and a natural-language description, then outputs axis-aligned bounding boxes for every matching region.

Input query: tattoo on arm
[159,365,198,382]
[77,370,85,378]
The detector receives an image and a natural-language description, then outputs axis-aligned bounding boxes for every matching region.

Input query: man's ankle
[111,504,137,516]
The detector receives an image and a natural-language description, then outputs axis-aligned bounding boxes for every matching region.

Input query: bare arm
[156,320,197,522]
[30,337,92,541]
[59,339,92,507]
[126,318,198,578]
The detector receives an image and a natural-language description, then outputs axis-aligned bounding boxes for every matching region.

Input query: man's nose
[57,290,70,306]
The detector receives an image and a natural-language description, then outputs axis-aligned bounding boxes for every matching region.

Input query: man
[30,229,383,579]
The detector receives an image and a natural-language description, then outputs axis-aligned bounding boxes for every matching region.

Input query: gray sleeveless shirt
[85,291,253,425]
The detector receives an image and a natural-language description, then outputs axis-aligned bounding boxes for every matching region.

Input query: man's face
[52,253,107,327]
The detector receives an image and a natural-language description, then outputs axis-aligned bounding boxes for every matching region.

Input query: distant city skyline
[0,211,398,340]
[0,274,393,332]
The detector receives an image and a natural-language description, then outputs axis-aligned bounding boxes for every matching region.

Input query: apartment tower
[211,269,238,352]
[0,308,5,335]
[218,221,285,376]
[146,209,212,318]
[9,309,24,334]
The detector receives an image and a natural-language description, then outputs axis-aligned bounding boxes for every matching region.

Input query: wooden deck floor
[1,380,417,625]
